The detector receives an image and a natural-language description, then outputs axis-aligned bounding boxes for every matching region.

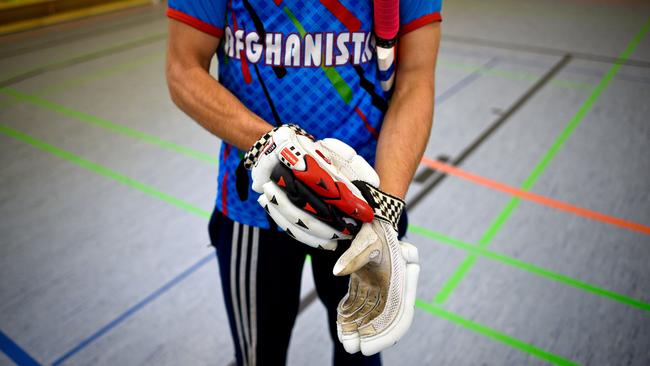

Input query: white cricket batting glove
[334,182,420,356]
[242,124,375,250]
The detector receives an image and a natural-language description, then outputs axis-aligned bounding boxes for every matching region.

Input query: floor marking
[2,124,314,364]
[432,57,496,107]
[434,17,650,305]
[0,124,624,364]
[0,50,578,199]
[0,0,153,35]
[415,300,579,366]
[8,85,636,307]
[37,50,165,96]
[437,58,594,91]
[443,33,650,69]
[436,58,500,104]
[0,50,164,110]
[3,51,647,308]
[0,124,212,219]
[297,288,319,313]
[409,224,650,312]
[0,4,164,59]
[408,54,572,209]
[2,19,644,364]
[0,32,166,87]
[3,76,600,225]
[438,47,650,87]
[421,158,650,236]
[0,88,218,165]
[0,330,41,366]
[51,254,214,366]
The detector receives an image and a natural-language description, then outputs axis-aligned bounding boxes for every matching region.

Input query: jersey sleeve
[167,0,227,38]
[400,0,442,36]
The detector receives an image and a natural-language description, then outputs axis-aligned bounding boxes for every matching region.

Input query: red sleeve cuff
[167,8,224,38]
[400,12,442,36]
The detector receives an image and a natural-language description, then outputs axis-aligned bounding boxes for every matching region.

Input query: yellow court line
[0,0,50,11]
[0,0,152,35]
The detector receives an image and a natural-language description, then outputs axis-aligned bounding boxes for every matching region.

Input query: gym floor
[1,1,649,365]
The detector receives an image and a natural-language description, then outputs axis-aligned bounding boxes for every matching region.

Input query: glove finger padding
[248,125,373,224]
[259,182,345,250]
[250,127,315,193]
[333,221,420,356]
[270,163,361,235]
[245,124,382,250]
[316,138,379,187]
[283,149,373,223]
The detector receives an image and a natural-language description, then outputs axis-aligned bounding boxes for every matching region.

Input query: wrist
[378,181,407,200]
[243,124,313,169]
[353,181,405,231]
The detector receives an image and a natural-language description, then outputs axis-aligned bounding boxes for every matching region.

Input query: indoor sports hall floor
[1,1,649,365]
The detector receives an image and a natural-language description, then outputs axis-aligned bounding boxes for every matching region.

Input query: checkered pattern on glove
[243,124,314,170]
[352,181,405,231]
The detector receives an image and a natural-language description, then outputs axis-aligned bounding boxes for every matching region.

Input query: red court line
[420,157,650,236]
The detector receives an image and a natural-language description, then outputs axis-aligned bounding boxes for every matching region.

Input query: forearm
[374,22,439,200]
[166,54,272,151]
[167,65,272,150]
[375,82,434,199]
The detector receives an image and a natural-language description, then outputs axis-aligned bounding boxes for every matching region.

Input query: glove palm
[333,184,420,356]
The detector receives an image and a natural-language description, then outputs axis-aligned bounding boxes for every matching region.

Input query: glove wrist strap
[353,181,404,231]
[243,124,312,169]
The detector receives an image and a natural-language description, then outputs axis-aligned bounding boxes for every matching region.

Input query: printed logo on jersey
[223,27,374,67]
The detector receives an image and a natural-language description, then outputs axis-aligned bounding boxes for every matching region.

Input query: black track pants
[208,208,390,366]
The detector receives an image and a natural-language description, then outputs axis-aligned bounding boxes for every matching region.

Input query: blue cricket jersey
[168,0,442,228]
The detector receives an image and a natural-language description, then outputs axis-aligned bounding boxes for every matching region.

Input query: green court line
[8,109,646,313]
[409,224,650,312]
[437,59,594,91]
[0,87,218,165]
[38,50,166,96]
[0,124,211,219]
[0,50,165,110]
[283,6,353,104]
[433,17,650,305]
[415,300,580,366]
[0,32,167,86]
[0,124,599,364]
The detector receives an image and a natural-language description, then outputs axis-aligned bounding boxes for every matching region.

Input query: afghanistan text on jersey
[223,27,375,67]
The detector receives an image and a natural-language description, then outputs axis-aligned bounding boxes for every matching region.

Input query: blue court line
[436,57,500,104]
[51,253,215,366]
[41,55,491,366]
[0,330,41,366]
